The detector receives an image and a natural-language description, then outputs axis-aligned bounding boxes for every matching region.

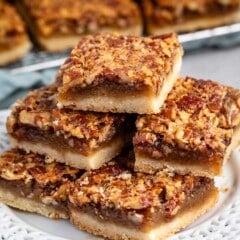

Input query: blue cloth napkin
[0,69,57,109]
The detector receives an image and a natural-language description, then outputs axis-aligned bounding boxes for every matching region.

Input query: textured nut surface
[134,77,240,156]
[57,33,183,94]
[22,0,140,36]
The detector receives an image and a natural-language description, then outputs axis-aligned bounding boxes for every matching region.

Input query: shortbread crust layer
[134,77,240,177]
[0,36,31,66]
[30,26,142,52]
[57,33,183,114]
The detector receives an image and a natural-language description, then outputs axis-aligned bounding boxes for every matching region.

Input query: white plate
[0,109,240,240]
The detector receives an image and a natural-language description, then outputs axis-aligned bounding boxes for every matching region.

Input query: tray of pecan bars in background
[2,22,240,74]
[1,0,240,73]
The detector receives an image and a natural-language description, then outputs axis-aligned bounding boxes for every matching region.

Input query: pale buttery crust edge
[36,26,143,52]
[9,135,127,170]
[58,53,182,114]
[134,124,240,178]
[0,36,32,66]
[146,11,240,35]
[16,1,142,52]
[223,123,240,164]
[0,185,68,219]
[69,187,218,240]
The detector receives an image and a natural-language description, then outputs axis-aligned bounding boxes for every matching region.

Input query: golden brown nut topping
[143,0,240,26]
[134,77,240,157]
[0,1,26,43]
[7,84,130,150]
[57,33,183,94]
[0,149,81,203]
[22,0,141,36]
[69,154,213,222]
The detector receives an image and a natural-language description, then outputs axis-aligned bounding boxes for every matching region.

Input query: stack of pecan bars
[1,33,240,240]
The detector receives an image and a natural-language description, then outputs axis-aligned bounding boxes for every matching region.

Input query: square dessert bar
[17,0,142,51]
[7,84,135,170]
[69,152,218,240]
[143,0,240,35]
[133,77,240,178]
[57,33,183,114]
[0,148,82,219]
[0,1,31,66]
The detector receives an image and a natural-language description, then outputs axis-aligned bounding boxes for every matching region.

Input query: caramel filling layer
[11,125,125,156]
[0,178,68,212]
[59,82,154,102]
[134,143,223,174]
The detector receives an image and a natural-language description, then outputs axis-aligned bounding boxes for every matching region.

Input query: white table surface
[182,45,240,88]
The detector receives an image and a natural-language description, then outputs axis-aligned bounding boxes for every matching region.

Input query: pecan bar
[133,77,240,177]
[143,0,240,35]
[0,148,82,219]
[7,84,135,170]
[0,1,31,66]
[17,0,142,52]
[57,33,183,114]
[69,152,218,240]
